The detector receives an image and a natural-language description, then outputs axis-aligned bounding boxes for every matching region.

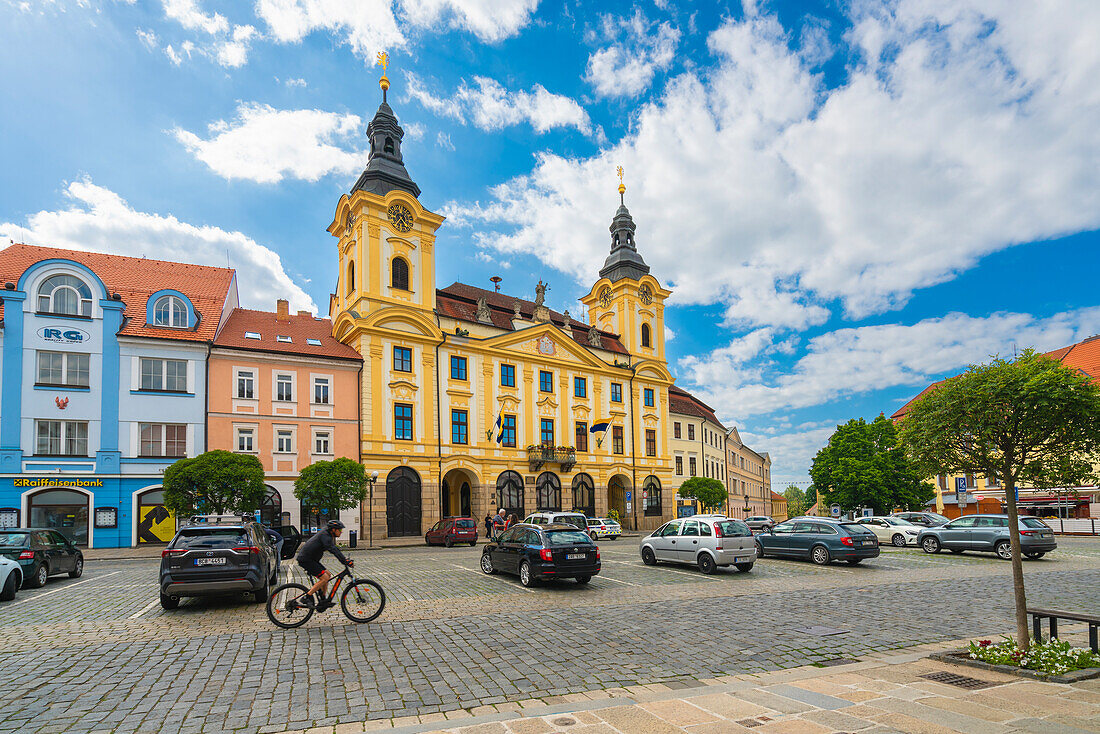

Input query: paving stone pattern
[1,538,1099,733]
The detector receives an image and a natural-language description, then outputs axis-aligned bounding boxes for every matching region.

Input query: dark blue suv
[480,523,600,587]
[755,517,880,565]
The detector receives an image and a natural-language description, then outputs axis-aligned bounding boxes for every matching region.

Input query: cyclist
[296,519,352,611]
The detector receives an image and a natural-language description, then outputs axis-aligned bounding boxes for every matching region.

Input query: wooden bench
[1028,607,1100,651]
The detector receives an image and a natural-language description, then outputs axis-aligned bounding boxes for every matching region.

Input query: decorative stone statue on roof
[512,301,522,319]
[534,280,547,308]
[475,297,491,323]
[588,326,602,347]
[562,309,571,324]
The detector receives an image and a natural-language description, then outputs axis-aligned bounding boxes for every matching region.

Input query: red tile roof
[0,243,234,342]
[891,335,1100,419]
[770,490,786,502]
[669,384,724,428]
[436,282,629,355]
[213,308,362,360]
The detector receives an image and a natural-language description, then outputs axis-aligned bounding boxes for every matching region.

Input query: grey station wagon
[755,518,880,566]
[917,514,1056,559]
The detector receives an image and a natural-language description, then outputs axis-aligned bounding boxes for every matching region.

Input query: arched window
[643,475,662,516]
[346,261,355,296]
[536,472,561,512]
[153,295,188,328]
[571,473,595,517]
[641,323,652,348]
[391,257,409,290]
[384,137,395,154]
[496,471,524,519]
[37,274,92,316]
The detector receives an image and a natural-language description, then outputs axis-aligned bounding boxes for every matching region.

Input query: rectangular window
[613,426,624,455]
[236,370,254,399]
[610,382,623,403]
[275,374,293,402]
[645,429,656,457]
[394,403,413,441]
[540,419,554,445]
[450,356,467,380]
[675,456,683,475]
[236,427,254,453]
[500,363,515,387]
[313,377,330,405]
[689,457,697,476]
[451,410,468,445]
[539,370,553,392]
[139,423,186,457]
[37,351,90,387]
[140,358,188,392]
[688,424,695,441]
[575,422,588,452]
[393,346,413,373]
[674,422,681,439]
[276,429,293,453]
[644,388,654,407]
[314,430,331,455]
[501,414,516,447]
[35,420,87,456]
[574,376,587,398]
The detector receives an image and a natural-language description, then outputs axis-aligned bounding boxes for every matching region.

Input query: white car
[855,516,921,547]
[586,517,622,540]
[0,556,21,601]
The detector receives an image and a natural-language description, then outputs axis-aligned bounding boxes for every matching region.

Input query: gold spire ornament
[616,165,626,203]
[376,51,390,96]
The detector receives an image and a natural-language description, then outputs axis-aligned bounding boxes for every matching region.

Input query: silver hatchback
[639,515,757,574]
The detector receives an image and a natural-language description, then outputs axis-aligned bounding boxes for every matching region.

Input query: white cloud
[586,10,680,98]
[664,325,675,342]
[452,1,1100,330]
[401,0,539,43]
[436,131,455,151]
[172,103,366,184]
[284,77,308,88]
[162,0,227,35]
[739,422,836,489]
[159,0,256,68]
[406,73,590,133]
[136,28,158,50]
[0,179,316,313]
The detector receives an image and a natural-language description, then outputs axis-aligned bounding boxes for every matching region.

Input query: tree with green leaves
[677,477,728,513]
[162,450,267,518]
[810,415,933,515]
[294,457,368,522]
[899,350,1100,649]
[783,484,805,517]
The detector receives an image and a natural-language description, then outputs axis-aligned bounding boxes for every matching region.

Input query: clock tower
[581,170,671,363]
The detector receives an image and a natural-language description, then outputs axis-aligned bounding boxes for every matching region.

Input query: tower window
[346,261,355,296]
[391,257,409,290]
[384,137,395,154]
[641,323,651,348]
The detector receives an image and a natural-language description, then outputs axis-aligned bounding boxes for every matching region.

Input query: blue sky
[3,0,1099,489]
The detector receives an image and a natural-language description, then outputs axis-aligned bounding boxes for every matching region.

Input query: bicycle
[266,562,385,628]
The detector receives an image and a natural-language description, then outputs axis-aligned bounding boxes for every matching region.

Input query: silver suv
[744,516,775,532]
[522,512,588,532]
[639,515,757,574]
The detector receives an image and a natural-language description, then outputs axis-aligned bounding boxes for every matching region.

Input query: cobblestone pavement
[1,537,1098,733]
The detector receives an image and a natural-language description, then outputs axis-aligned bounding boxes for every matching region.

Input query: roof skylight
[244,331,261,340]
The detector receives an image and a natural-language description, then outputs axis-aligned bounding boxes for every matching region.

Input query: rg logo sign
[37,326,89,344]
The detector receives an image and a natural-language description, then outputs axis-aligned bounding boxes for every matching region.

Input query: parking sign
[830,504,841,518]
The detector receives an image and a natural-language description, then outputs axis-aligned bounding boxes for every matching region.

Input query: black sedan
[480,523,600,587]
[0,528,84,587]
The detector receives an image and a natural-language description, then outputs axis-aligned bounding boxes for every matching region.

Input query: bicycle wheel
[266,583,315,629]
[341,579,386,623]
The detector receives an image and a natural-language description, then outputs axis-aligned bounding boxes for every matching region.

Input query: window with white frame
[37,351,90,387]
[153,295,188,327]
[139,423,186,457]
[313,429,331,455]
[236,427,255,452]
[313,376,330,405]
[276,429,294,453]
[35,420,88,456]
[275,374,293,402]
[236,369,254,399]
[37,274,92,316]
[140,358,188,392]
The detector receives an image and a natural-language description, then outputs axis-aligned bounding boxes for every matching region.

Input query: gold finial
[376,51,390,94]
[616,165,626,202]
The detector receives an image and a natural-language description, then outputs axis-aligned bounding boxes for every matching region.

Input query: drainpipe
[203,342,211,457]
[433,310,446,525]
[698,416,706,513]
[628,368,638,531]
[356,358,363,538]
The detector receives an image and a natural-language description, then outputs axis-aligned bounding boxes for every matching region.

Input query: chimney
[297,310,311,317]
[276,299,290,323]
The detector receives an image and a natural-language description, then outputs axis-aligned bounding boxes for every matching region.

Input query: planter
[929,650,1100,684]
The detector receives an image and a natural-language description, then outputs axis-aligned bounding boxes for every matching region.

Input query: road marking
[602,558,719,580]
[443,562,535,593]
[129,597,160,619]
[9,570,123,606]
[592,574,638,586]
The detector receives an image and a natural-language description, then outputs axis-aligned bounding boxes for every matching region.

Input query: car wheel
[253,576,270,604]
[425,536,432,545]
[159,593,179,610]
[735,562,754,572]
[995,541,1012,560]
[445,537,454,548]
[589,531,598,542]
[1025,552,1045,560]
[28,563,48,588]
[0,571,17,601]
[755,541,766,559]
[641,546,657,566]
[922,537,940,554]
[69,556,84,579]
[810,545,830,565]
[519,561,536,587]
[479,553,496,574]
[575,575,591,584]
[697,553,717,575]
[891,534,906,547]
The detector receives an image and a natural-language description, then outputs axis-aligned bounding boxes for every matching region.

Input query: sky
[2,0,1099,490]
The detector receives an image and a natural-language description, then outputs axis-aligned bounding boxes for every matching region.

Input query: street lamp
[367,470,379,548]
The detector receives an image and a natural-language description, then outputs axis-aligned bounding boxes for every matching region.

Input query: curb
[929,650,1100,684]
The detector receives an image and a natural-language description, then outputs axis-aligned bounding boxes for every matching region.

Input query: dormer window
[244,331,261,340]
[37,274,92,316]
[153,295,188,328]
[384,137,395,154]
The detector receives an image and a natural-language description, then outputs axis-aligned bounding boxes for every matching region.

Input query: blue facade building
[0,245,237,547]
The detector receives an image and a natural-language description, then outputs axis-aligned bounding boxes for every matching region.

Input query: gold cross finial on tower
[376,51,390,97]
[616,165,626,203]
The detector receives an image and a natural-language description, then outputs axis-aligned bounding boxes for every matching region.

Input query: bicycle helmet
[327,519,346,530]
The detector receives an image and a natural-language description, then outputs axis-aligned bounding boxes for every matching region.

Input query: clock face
[599,286,613,308]
[388,203,413,233]
[638,284,653,305]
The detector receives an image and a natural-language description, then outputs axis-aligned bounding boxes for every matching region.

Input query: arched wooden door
[386,467,422,537]
[572,473,595,517]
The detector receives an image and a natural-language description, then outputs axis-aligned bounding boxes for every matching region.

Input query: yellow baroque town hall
[330,69,675,539]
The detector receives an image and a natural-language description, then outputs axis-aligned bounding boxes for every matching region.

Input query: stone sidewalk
[275,636,1100,734]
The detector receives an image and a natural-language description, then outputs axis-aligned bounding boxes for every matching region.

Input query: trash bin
[349,530,357,548]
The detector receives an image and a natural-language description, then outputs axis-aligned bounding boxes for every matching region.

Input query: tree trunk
[1003,476,1031,649]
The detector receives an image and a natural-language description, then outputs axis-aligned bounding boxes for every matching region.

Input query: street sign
[830,504,841,518]
[861,507,873,518]
[625,490,632,503]
[958,491,968,509]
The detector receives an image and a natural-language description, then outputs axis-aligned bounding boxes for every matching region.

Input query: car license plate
[195,557,226,566]
[1041,532,1051,538]
[862,541,874,546]
[566,553,585,560]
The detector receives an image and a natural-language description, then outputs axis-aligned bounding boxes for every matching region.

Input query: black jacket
[296,528,349,565]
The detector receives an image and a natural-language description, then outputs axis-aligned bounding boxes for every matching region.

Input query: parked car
[159,515,280,609]
[890,511,949,528]
[0,528,84,587]
[480,523,600,587]
[586,517,621,540]
[854,516,921,547]
[522,511,589,531]
[0,556,21,601]
[426,517,478,546]
[755,517,880,565]
[639,515,757,574]
[744,516,775,532]
[917,514,1056,559]
[272,525,302,559]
